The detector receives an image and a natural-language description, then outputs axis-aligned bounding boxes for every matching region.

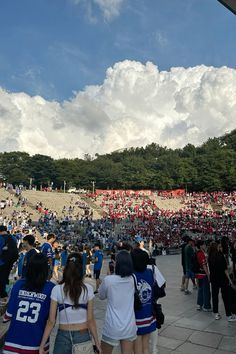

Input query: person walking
[131,248,156,354]
[230,240,236,281]
[41,233,56,279]
[39,252,100,354]
[22,234,38,278]
[208,242,236,321]
[93,243,103,294]
[195,240,211,311]
[184,238,196,295]
[3,253,54,353]
[99,250,137,354]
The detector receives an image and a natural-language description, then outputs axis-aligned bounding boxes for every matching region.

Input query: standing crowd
[181,235,236,321]
[1,188,236,353]
[1,222,166,354]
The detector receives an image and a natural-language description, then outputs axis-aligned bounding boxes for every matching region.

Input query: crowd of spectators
[84,191,236,251]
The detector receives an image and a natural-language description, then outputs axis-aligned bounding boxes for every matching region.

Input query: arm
[39,300,57,354]
[225,269,233,285]
[203,263,209,277]
[222,254,232,285]
[87,300,100,352]
[98,278,107,300]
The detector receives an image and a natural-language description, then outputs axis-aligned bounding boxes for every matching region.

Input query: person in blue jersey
[3,253,55,354]
[40,233,56,279]
[60,245,69,271]
[17,243,26,278]
[39,252,100,354]
[52,240,60,282]
[22,234,38,278]
[131,248,156,354]
[93,243,103,294]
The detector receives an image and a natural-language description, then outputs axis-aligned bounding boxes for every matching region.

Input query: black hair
[23,234,35,246]
[47,233,56,241]
[196,240,204,250]
[25,253,48,292]
[148,257,156,265]
[0,225,7,232]
[131,248,149,272]
[208,241,219,265]
[115,250,133,277]
[60,252,87,309]
[119,242,133,252]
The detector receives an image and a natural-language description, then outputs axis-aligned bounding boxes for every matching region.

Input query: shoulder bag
[60,286,94,354]
[151,266,165,328]
[151,265,166,300]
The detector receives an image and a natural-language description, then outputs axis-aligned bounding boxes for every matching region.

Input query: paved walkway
[2,255,236,353]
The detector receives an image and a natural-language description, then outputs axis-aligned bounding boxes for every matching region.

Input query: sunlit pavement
[50,255,236,353]
[1,255,236,353]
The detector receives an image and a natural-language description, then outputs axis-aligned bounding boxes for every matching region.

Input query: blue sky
[0,0,235,101]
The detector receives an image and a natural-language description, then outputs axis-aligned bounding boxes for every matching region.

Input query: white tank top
[51,283,94,324]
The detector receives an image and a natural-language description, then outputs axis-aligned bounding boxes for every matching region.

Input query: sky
[0,0,236,158]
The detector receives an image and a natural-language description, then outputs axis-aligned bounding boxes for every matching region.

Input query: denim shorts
[53,329,91,354]
[102,334,137,347]
[186,271,195,279]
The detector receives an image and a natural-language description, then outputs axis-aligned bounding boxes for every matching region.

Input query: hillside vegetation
[0,130,236,192]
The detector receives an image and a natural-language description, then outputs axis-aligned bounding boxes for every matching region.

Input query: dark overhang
[218,0,236,15]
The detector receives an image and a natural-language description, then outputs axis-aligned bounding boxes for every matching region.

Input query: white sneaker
[227,315,236,322]
[196,305,202,311]
[215,313,221,320]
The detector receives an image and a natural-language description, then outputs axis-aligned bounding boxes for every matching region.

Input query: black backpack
[1,234,19,264]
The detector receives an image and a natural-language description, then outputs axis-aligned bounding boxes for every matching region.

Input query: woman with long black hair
[99,250,137,354]
[3,253,54,354]
[131,248,156,354]
[39,252,100,354]
[208,241,235,321]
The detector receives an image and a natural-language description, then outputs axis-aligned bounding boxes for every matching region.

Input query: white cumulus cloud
[0,60,235,158]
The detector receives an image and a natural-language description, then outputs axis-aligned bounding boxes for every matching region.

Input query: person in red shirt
[195,240,211,311]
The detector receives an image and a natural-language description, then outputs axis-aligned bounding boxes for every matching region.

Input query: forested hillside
[0,130,236,191]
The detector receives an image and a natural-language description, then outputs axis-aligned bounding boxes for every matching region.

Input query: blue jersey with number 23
[3,279,54,354]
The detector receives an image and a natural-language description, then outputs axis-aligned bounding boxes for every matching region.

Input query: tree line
[0,129,236,192]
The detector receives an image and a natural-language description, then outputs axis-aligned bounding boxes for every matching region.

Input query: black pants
[233,262,236,280]
[0,262,13,298]
[211,283,232,316]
